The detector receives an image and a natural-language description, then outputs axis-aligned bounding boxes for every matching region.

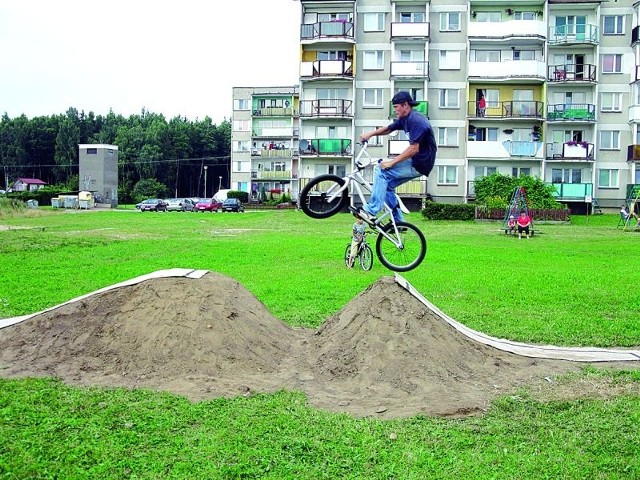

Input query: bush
[421,201,476,220]
[132,179,168,203]
[474,173,563,209]
[227,190,248,203]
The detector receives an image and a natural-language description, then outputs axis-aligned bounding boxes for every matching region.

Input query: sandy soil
[0,273,637,418]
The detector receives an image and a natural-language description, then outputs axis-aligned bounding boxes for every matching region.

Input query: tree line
[0,108,231,202]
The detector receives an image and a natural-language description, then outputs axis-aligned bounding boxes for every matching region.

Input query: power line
[1,155,231,169]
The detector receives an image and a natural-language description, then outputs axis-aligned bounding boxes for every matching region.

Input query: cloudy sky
[0,1,301,123]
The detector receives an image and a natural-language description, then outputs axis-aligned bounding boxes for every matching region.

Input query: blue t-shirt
[387,110,437,176]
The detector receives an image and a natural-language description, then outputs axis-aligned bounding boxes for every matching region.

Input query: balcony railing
[299,99,353,117]
[468,19,547,39]
[548,24,598,45]
[547,182,593,200]
[390,61,429,78]
[252,107,296,117]
[546,142,594,160]
[388,100,428,118]
[503,141,542,157]
[300,138,352,156]
[251,170,293,180]
[467,59,546,80]
[251,148,294,158]
[390,21,429,39]
[548,64,596,82]
[300,21,354,41]
[300,60,353,79]
[547,104,596,122]
[467,100,544,118]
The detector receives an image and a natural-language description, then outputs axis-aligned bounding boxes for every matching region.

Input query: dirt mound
[0,273,592,418]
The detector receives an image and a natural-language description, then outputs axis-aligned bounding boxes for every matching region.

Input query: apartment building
[231,0,639,212]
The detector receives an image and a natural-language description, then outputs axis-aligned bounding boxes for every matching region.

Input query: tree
[474,172,562,209]
[133,178,168,202]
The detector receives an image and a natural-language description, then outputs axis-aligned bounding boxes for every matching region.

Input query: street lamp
[203,166,208,198]
[218,176,222,192]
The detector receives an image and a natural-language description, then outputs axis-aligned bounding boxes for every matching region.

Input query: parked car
[166,198,195,212]
[222,198,245,213]
[194,198,222,212]
[136,199,168,212]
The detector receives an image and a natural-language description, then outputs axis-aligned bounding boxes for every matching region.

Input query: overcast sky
[0,1,301,123]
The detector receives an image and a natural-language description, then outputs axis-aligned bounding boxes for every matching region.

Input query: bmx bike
[345,231,374,271]
[299,141,426,272]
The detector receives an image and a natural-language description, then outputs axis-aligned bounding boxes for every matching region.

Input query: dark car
[222,198,245,213]
[136,199,168,212]
[194,198,222,212]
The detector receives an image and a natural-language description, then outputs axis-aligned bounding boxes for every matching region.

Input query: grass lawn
[1,206,639,479]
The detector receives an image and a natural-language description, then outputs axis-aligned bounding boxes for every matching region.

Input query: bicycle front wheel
[360,244,374,271]
[344,244,353,268]
[299,175,348,219]
[375,222,426,272]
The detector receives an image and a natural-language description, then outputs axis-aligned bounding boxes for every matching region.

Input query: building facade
[78,144,119,207]
[231,0,639,212]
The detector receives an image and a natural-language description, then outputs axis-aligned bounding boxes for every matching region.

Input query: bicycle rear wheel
[375,222,426,272]
[360,244,374,271]
[344,244,353,268]
[299,175,348,219]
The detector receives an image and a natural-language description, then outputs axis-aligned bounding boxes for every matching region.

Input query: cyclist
[347,217,366,268]
[352,91,437,225]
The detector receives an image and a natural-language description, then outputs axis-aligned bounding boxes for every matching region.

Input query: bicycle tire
[360,244,374,271]
[299,175,348,219]
[344,244,353,268]
[375,221,426,272]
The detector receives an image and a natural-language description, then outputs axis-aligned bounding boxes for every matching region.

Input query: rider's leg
[363,160,420,218]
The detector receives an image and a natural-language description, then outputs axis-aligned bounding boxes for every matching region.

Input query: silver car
[165,198,195,212]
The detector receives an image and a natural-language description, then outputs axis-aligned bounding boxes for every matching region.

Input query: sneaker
[348,206,377,226]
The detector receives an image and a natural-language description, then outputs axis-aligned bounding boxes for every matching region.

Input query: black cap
[392,91,420,106]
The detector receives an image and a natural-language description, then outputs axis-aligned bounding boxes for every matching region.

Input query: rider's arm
[361,126,391,142]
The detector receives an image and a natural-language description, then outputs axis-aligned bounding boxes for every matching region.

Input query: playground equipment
[618,185,640,231]
[502,186,535,235]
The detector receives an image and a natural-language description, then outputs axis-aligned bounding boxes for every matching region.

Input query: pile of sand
[0,273,601,418]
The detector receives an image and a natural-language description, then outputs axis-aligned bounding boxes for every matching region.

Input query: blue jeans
[363,160,420,223]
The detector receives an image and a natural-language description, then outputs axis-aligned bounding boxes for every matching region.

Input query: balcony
[627,145,640,161]
[548,64,596,83]
[300,21,354,42]
[466,140,543,160]
[467,100,544,119]
[390,61,429,79]
[468,18,546,40]
[252,127,296,138]
[547,182,593,200]
[300,60,353,79]
[299,138,352,156]
[548,24,598,45]
[251,148,294,159]
[468,60,546,81]
[633,25,640,46]
[547,104,596,122]
[252,107,296,117]
[299,99,353,117]
[388,100,428,118]
[251,170,294,181]
[390,22,429,40]
[546,142,594,161]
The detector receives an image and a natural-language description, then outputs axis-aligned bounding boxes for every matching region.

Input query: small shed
[12,178,47,192]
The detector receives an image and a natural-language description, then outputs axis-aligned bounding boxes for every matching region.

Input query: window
[439,89,459,108]
[233,140,250,152]
[513,50,535,61]
[552,168,582,183]
[599,130,620,149]
[475,11,501,23]
[600,93,622,112]
[328,165,346,177]
[233,120,250,132]
[474,127,499,141]
[437,165,458,185]
[474,166,497,178]
[437,127,458,147]
[234,99,250,110]
[86,148,97,154]
[470,50,500,62]
[514,12,536,20]
[512,167,531,177]
[598,169,619,188]
[602,15,624,35]
[363,13,385,32]
[400,12,425,23]
[602,54,622,73]
[317,88,348,100]
[439,50,461,70]
[363,89,383,107]
[399,49,424,62]
[363,51,384,69]
[361,127,383,146]
[439,12,460,32]
[318,51,347,61]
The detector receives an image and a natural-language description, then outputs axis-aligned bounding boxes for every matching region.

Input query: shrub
[132,179,168,203]
[227,190,248,203]
[421,201,476,220]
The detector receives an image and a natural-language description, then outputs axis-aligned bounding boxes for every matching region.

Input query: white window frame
[437,127,458,147]
[363,50,384,70]
[437,165,458,185]
[363,13,385,32]
[439,50,461,70]
[600,92,622,112]
[598,168,619,188]
[602,15,624,35]
[233,140,250,152]
[602,54,622,73]
[439,89,459,109]
[233,120,250,132]
[361,127,383,146]
[234,99,250,110]
[362,89,384,108]
[599,130,620,150]
[439,12,460,32]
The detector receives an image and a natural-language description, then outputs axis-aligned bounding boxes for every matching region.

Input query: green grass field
[1,207,640,479]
